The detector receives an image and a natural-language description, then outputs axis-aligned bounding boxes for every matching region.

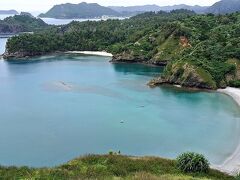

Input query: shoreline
[3,51,113,60]
[65,51,113,57]
[2,50,240,174]
[218,87,240,106]
[213,87,240,175]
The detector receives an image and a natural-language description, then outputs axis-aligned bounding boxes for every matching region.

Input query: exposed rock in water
[148,62,217,89]
[3,50,44,59]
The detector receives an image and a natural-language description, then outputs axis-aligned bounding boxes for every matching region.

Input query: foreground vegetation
[4,10,240,89]
[0,154,233,179]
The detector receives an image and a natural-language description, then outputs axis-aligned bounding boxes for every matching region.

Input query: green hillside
[5,10,240,89]
[0,154,233,180]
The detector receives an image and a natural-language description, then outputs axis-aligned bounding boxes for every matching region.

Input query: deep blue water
[0,41,240,167]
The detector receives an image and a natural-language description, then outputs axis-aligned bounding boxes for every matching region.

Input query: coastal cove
[0,51,240,172]
[1,0,240,178]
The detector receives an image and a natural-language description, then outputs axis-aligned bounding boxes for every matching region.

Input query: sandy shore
[218,87,240,106]
[213,87,240,175]
[66,51,113,57]
[213,142,240,175]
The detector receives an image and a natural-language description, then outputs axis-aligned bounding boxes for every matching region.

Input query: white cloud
[0,0,219,12]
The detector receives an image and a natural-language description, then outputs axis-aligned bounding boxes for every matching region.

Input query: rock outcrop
[111,52,147,63]
[3,50,44,59]
[148,62,217,89]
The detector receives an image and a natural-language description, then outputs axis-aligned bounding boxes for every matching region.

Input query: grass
[0,154,233,180]
[154,35,182,61]
[196,67,217,89]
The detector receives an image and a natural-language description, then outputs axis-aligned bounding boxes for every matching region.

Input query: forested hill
[0,14,48,34]
[5,10,240,89]
[39,2,120,19]
[206,0,240,14]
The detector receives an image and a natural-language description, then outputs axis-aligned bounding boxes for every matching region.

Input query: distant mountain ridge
[109,5,161,13]
[39,0,240,19]
[206,0,240,14]
[0,10,18,15]
[109,4,208,14]
[39,2,120,19]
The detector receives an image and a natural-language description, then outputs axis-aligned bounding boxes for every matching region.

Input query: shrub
[176,152,209,173]
[229,80,240,88]
[236,173,240,180]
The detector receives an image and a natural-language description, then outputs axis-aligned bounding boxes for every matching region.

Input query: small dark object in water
[120,121,124,123]
[60,81,67,86]
[138,105,145,108]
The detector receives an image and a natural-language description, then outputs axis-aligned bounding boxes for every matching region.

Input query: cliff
[148,62,217,89]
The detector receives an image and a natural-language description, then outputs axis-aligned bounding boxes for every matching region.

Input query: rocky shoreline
[3,50,239,92]
[110,53,168,66]
[1,50,219,90]
[148,62,218,90]
[3,50,168,66]
[3,50,46,59]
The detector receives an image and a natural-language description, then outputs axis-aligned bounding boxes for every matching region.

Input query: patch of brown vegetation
[179,36,192,48]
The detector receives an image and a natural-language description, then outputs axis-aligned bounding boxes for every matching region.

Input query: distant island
[0,14,48,34]
[110,0,240,15]
[0,10,18,15]
[109,4,208,15]
[206,0,240,14]
[38,0,240,19]
[38,2,120,19]
[39,2,209,18]
[4,8,240,90]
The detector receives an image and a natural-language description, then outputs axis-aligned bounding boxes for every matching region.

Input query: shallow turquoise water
[0,53,240,167]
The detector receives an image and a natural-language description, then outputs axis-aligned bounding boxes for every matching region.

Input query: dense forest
[5,10,240,89]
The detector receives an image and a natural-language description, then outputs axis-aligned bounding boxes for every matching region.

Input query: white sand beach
[213,141,240,175]
[66,51,113,57]
[213,87,240,175]
[218,87,240,106]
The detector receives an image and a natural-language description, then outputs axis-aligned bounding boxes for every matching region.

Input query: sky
[0,0,220,13]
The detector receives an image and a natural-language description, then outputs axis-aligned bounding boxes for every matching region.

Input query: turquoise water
[0,53,240,167]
